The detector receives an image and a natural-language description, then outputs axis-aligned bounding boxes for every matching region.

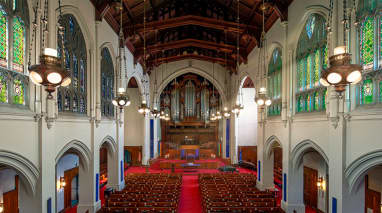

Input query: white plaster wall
[56,154,79,212]
[237,88,257,146]
[124,88,145,147]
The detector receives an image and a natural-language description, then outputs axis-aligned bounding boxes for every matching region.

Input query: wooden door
[63,167,79,210]
[365,175,382,213]
[3,176,19,213]
[304,166,318,209]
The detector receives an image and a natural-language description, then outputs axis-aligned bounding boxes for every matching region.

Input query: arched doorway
[236,76,257,164]
[98,137,117,207]
[55,141,92,213]
[124,77,144,166]
[290,141,329,213]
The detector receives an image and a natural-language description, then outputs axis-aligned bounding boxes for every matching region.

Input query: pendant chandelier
[223,30,231,118]
[254,0,271,107]
[232,0,244,116]
[319,0,362,93]
[112,0,131,109]
[28,0,71,98]
[150,30,161,119]
[210,63,221,121]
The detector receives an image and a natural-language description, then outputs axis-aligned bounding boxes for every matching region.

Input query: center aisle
[178,175,203,213]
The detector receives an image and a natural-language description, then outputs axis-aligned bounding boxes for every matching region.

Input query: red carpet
[306,206,318,213]
[178,175,202,213]
[65,205,77,213]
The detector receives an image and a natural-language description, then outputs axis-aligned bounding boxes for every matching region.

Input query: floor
[178,175,203,213]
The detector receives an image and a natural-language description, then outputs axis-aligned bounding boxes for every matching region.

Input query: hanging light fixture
[150,30,161,119]
[223,107,231,118]
[254,0,272,107]
[319,0,362,93]
[138,100,150,115]
[112,0,131,109]
[28,0,71,98]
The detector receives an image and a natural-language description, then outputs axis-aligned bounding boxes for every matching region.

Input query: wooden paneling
[365,175,382,213]
[304,166,318,209]
[100,146,108,179]
[3,175,18,213]
[238,146,257,164]
[64,167,79,210]
[124,146,142,166]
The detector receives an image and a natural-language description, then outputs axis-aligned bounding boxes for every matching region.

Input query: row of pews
[199,173,281,213]
[102,173,182,213]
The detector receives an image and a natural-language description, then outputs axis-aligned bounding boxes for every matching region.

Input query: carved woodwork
[64,167,79,210]
[303,166,318,209]
[124,146,142,166]
[238,146,257,164]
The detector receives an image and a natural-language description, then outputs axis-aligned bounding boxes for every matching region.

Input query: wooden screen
[99,146,108,179]
[238,146,257,163]
[304,166,318,209]
[64,167,79,210]
[124,146,142,166]
[365,175,382,213]
[3,175,18,213]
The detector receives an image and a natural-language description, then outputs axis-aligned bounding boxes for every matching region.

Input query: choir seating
[199,173,281,213]
[102,173,182,213]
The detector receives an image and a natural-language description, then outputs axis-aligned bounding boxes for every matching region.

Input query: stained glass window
[356,0,382,106]
[361,17,374,69]
[58,14,87,114]
[267,48,282,116]
[101,47,114,117]
[12,17,24,73]
[0,0,29,108]
[0,8,7,68]
[296,13,327,113]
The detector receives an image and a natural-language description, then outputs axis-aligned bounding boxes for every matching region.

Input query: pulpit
[180,145,199,160]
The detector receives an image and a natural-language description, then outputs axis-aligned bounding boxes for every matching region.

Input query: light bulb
[47,72,62,84]
[119,99,126,106]
[44,48,58,57]
[112,100,118,106]
[319,78,330,87]
[346,70,361,83]
[125,101,131,106]
[334,46,346,55]
[259,87,267,93]
[61,77,71,87]
[118,87,125,93]
[145,108,150,113]
[29,71,43,85]
[327,72,342,84]
[257,99,265,106]
[138,108,144,113]
[265,99,272,106]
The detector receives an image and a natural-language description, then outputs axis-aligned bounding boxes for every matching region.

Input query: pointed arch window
[267,48,282,116]
[57,14,87,114]
[0,0,29,107]
[356,0,382,105]
[295,14,327,113]
[101,47,114,117]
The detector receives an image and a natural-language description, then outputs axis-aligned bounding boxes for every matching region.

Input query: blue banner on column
[120,160,124,182]
[96,173,99,202]
[332,197,337,213]
[47,198,51,213]
[226,119,230,158]
[283,173,287,202]
[150,119,154,159]
[258,160,261,181]
[158,140,161,156]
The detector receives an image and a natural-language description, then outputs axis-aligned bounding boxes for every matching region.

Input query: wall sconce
[58,177,66,190]
[317,177,326,191]
[0,203,4,213]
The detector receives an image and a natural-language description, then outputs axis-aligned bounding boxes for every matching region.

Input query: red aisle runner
[178,175,203,213]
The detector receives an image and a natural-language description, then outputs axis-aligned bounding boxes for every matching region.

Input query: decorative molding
[345,149,382,193]
[330,116,339,129]
[291,140,329,170]
[99,135,118,156]
[55,140,92,171]
[45,116,56,129]
[34,113,43,122]
[264,135,282,160]
[0,150,39,195]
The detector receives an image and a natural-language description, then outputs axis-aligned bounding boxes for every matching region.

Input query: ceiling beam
[126,15,259,37]
[273,1,288,22]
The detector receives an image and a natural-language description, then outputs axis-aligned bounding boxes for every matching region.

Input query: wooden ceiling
[91,0,292,74]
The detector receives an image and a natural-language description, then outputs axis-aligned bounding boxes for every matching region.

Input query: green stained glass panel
[0,75,7,103]
[307,55,312,89]
[323,89,327,110]
[314,92,319,111]
[12,17,24,73]
[379,81,382,103]
[13,79,24,105]
[362,79,373,104]
[323,46,328,69]
[0,8,6,68]
[361,17,374,68]
[314,50,320,86]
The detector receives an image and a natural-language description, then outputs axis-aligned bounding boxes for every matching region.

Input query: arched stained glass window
[356,0,382,106]
[267,48,282,116]
[0,0,29,107]
[58,14,87,114]
[295,13,327,113]
[101,47,114,117]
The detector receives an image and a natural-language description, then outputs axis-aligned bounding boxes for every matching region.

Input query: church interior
[0,0,381,212]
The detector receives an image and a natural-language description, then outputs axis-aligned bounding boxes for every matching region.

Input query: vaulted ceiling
[91,0,292,74]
